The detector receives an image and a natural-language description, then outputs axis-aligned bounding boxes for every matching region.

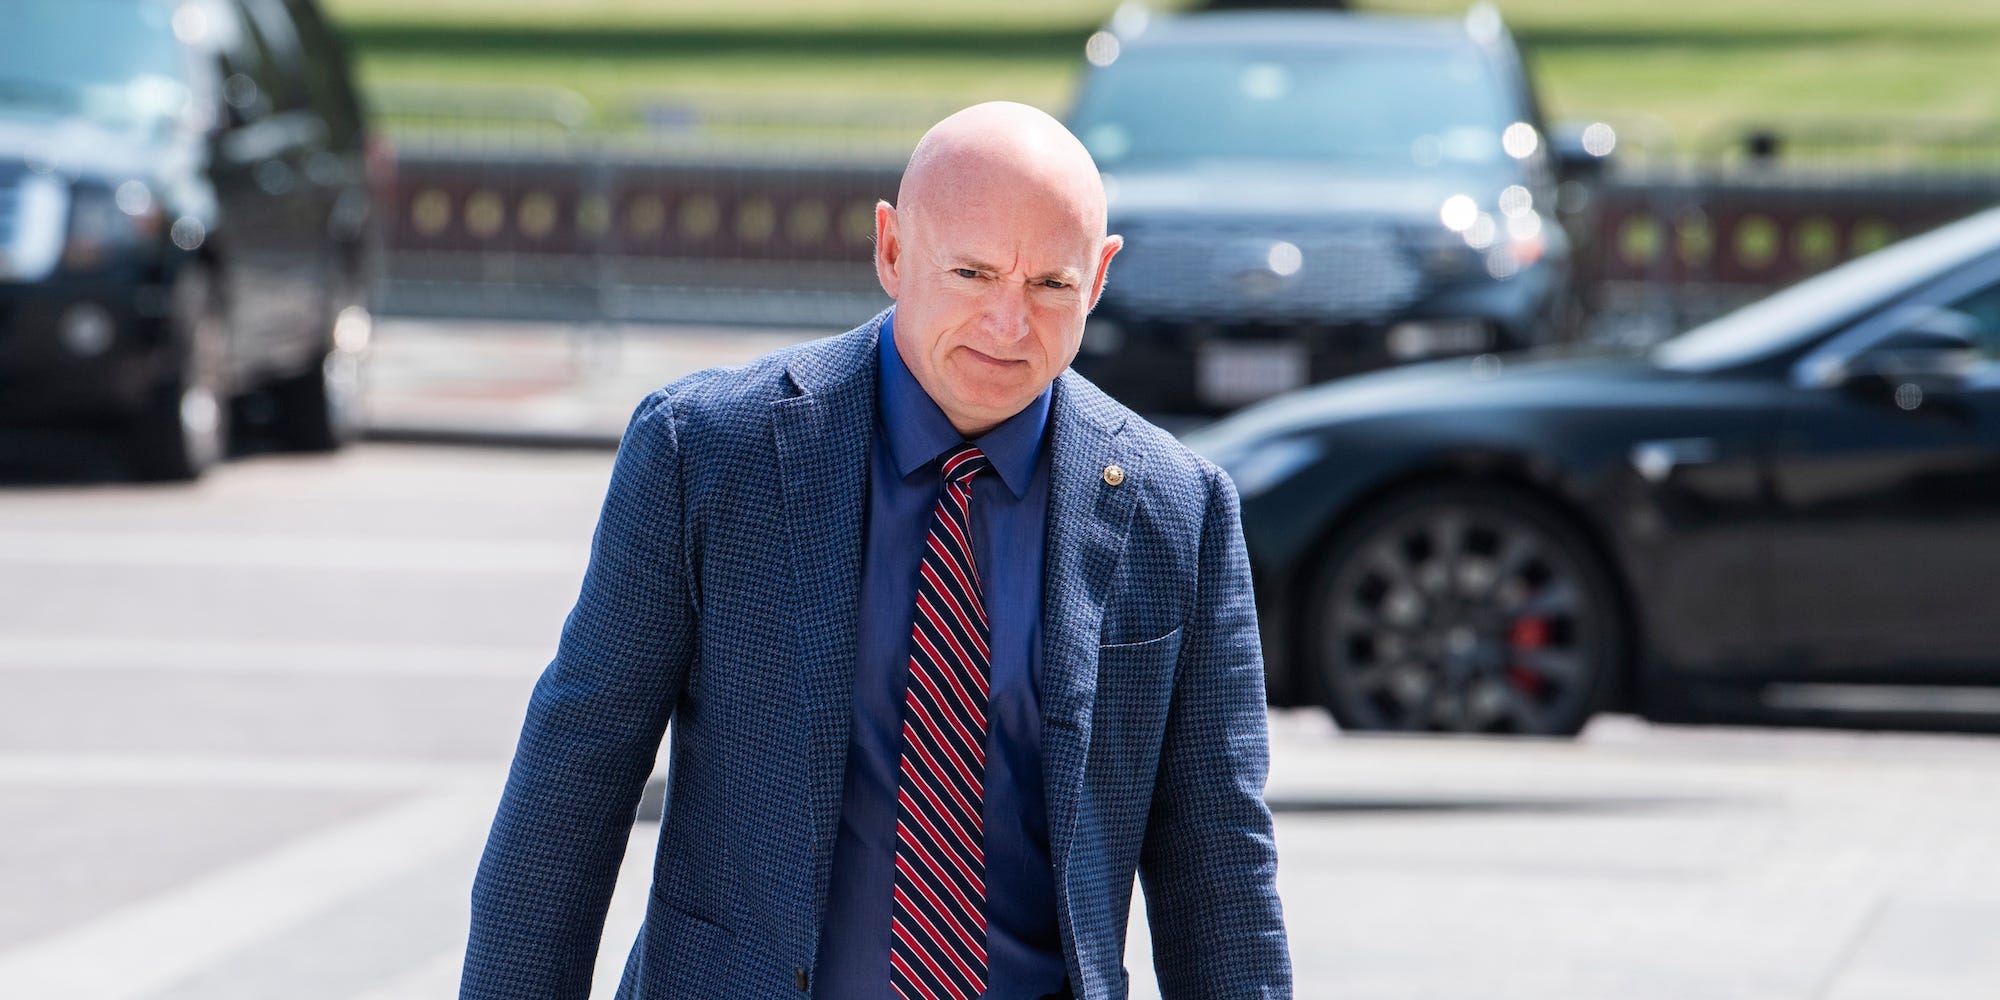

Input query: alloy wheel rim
[1323,503,1597,733]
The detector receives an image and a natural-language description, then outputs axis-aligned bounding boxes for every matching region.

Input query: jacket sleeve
[1139,467,1293,998]
[460,389,697,999]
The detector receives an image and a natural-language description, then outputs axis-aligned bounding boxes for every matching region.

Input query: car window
[1070,42,1514,169]
[227,0,307,114]
[0,0,194,135]
[1945,280,2000,362]
[206,0,296,122]
[275,0,365,145]
[1652,209,2000,373]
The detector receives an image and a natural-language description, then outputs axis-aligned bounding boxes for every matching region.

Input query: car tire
[131,264,229,482]
[273,289,369,452]
[1301,483,1625,736]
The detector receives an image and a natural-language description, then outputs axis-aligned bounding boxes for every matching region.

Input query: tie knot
[939,443,990,484]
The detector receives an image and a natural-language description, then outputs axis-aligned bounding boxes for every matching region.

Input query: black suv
[0,0,386,479]
[1068,5,1608,412]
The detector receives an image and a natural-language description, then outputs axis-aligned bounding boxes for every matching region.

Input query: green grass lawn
[324,0,2000,152]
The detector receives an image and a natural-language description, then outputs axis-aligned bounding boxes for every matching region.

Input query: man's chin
[944,369,1036,404]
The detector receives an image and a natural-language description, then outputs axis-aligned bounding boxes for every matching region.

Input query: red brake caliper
[1506,616,1549,694]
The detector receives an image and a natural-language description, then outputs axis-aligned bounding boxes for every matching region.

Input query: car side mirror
[1834,307,1981,397]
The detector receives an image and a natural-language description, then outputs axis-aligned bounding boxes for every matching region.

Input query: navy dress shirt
[813,311,1066,998]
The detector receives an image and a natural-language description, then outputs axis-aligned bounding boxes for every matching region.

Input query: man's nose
[982,284,1033,342]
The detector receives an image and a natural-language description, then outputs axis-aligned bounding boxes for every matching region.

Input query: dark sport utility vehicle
[1068,5,1609,412]
[0,0,386,479]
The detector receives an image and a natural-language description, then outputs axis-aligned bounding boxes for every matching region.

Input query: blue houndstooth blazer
[461,311,1290,999]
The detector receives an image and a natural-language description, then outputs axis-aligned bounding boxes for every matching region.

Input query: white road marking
[0,783,497,1000]
[0,636,549,679]
[345,805,665,1000]
[0,530,584,575]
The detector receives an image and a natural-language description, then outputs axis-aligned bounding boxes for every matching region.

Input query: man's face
[875,177,1120,437]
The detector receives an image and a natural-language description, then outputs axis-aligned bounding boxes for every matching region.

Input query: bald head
[896,101,1111,246]
[872,102,1124,438]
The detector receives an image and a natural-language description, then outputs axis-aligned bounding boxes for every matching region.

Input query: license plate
[1196,341,1308,407]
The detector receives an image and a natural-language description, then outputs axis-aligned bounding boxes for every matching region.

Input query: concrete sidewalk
[362,318,824,447]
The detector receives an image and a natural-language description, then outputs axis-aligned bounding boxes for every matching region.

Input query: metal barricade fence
[371,85,960,330]
[369,88,2000,342]
[1587,116,2000,345]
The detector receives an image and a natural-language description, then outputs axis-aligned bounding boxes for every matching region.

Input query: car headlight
[1435,188,1551,280]
[62,180,164,272]
[0,173,68,281]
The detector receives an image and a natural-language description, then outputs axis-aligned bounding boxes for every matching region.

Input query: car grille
[1104,221,1427,322]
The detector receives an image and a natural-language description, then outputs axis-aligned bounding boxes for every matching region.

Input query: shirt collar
[877,307,1050,499]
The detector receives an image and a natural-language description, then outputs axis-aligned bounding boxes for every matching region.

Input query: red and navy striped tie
[889,443,992,1000]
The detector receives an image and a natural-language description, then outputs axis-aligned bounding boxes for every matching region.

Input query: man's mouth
[962,347,1026,368]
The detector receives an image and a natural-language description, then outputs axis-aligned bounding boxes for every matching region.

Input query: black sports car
[1186,204,2000,736]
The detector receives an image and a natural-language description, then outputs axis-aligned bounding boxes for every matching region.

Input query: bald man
[461,103,1290,1000]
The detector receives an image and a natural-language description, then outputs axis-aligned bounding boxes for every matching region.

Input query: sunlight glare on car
[1440,194,1479,232]
[1582,122,1618,157]
[1267,241,1303,276]
[1502,121,1539,158]
[1085,31,1120,67]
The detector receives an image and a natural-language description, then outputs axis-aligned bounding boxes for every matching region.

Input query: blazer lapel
[770,323,879,905]
[1039,372,1145,897]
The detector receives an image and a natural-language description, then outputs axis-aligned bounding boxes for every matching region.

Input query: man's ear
[1087,234,1123,312]
[874,200,901,299]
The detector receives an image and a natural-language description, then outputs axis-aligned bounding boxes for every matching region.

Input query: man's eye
[954,268,979,279]
[1042,279,1068,289]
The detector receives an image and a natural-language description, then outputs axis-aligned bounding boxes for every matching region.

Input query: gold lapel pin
[1102,464,1125,486]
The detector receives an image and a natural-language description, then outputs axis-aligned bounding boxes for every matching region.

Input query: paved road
[5,444,2000,998]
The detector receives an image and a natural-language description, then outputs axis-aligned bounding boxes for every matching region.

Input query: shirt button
[794,967,810,992]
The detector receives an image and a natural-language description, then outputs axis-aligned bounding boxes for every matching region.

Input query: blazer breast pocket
[1097,624,1185,677]
[1099,624,1184,654]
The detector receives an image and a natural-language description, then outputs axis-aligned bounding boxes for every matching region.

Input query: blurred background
[7,0,2000,996]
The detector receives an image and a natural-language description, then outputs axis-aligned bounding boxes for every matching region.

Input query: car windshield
[1651,207,2000,372]
[0,0,194,134]
[1070,41,1516,170]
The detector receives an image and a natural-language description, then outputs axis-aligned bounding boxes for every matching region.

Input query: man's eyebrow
[948,256,1083,285]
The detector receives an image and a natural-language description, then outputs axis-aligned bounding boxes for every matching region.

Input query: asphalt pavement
[3,320,2000,998]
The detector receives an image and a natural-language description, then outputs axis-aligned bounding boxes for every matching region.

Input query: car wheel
[1302,484,1625,736]
[273,292,369,452]
[131,264,229,481]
